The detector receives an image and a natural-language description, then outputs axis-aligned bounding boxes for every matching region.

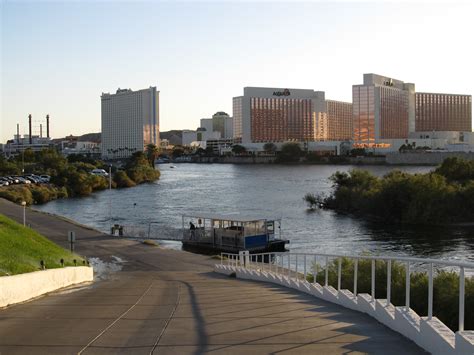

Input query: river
[34,163,474,262]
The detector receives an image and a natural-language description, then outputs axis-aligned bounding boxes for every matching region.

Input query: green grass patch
[0,214,85,276]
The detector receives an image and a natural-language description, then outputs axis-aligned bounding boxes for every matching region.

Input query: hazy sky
[1,1,473,141]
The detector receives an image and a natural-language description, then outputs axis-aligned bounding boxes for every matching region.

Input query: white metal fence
[221,251,474,332]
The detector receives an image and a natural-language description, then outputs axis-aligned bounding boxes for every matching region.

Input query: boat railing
[183,228,213,243]
[220,251,474,333]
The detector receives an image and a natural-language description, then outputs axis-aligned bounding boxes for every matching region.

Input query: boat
[181,214,289,254]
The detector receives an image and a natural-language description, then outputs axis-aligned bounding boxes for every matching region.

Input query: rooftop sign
[273,89,290,97]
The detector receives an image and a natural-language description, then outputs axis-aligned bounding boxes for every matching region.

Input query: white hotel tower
[101,87,160,159]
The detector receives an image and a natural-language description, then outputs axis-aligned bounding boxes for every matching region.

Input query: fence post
[221,253,223,265]
[288,254,291,278]
[304,255,307,282]
[325,256,329,287]
[354,258,358,298]
[313,255,317,285]
[387,260,391,307]
[296,254,299,280]
[459,266,465,331]
[428,262,433,320]
[371,259,375,302]
[280,253,283,274]
[337,258,342,291]
[406,261,410,311]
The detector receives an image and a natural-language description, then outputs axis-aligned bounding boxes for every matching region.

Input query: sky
[1,1,473,142]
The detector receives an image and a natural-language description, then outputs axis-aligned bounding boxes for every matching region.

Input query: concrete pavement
[0,199,424,354]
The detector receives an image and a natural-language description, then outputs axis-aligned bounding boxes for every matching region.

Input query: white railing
[221,251,474,332]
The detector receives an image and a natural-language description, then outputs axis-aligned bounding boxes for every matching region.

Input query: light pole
[108,164,112,228]
[21,201,26,226]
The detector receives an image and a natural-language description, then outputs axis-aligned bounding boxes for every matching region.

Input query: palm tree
[145,143,160,168]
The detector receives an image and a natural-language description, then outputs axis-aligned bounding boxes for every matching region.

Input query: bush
[0,184,68,205]
[317,158,474,224]
[276,143,303,163]
[0,186,33,205]
[303,193,324,210]
[114,170,136,188]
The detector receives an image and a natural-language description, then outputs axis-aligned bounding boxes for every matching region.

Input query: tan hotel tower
[233,87,352,144]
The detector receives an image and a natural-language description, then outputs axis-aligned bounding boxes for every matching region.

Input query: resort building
[232,87,326,144]
[326,100,353,141]
[200,112,233,139]
[352,74,415,147]
[415,92,472,132]
[101,87,159,159]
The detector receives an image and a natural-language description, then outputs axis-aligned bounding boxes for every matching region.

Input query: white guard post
[239,251,250,267]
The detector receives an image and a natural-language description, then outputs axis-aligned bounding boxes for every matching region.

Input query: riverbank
[0,198,423,354]
[0,149,160,205]
[183,151,474,166]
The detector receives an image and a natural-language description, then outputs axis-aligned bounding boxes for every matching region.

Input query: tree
[172,146,185,159]
[263,142,277,154]
[277,143,303,162]
[303,193,325,210]
[145,144,160,168]
[205,146,215,156]
[231,144,247,155]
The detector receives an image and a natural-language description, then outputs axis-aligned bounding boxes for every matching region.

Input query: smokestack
[46,114,50,138]
[17,124,20,144]
[40,124,43,138]
[28,114,32,144]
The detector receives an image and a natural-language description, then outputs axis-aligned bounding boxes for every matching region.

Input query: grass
[0,214,85,276]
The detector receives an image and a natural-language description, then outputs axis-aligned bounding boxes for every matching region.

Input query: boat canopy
[182,214,282,245]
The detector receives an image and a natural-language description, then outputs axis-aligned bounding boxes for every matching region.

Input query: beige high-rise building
[101,87,159,159]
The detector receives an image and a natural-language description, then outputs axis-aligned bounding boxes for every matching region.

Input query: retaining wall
[0,266,93,308]
[215,264,474,355]
[386,152,474,165]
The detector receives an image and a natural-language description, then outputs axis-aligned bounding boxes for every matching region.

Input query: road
[0,198,424,354]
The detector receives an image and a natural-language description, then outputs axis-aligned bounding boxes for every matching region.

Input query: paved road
[0,199,424,354]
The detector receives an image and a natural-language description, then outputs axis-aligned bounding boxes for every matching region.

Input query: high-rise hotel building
[352,74,415,146]
[415,92,472,132]
[232,87,328,143]
[101,87,159,159]
[326,100,353,141]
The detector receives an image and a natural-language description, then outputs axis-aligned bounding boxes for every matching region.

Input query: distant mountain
[160,130,183,146]
[160,130,183,140]
[78,133,101,142]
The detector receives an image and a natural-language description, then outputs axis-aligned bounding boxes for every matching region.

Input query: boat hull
[182,239,288,255]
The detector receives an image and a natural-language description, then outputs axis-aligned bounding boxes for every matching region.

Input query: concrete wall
[215,264,474,355]
[0,266,93,308]
[386,152,474,165]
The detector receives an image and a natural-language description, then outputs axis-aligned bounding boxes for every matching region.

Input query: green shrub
[318,158,474,224]
[0,186,33,205]
[114,170,136,188]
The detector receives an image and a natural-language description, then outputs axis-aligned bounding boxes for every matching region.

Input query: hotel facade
[101,87,159,159]
[233,87,345,144]
[352,74,415,147]
[415,92,472,132]
[352,73,472,149]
